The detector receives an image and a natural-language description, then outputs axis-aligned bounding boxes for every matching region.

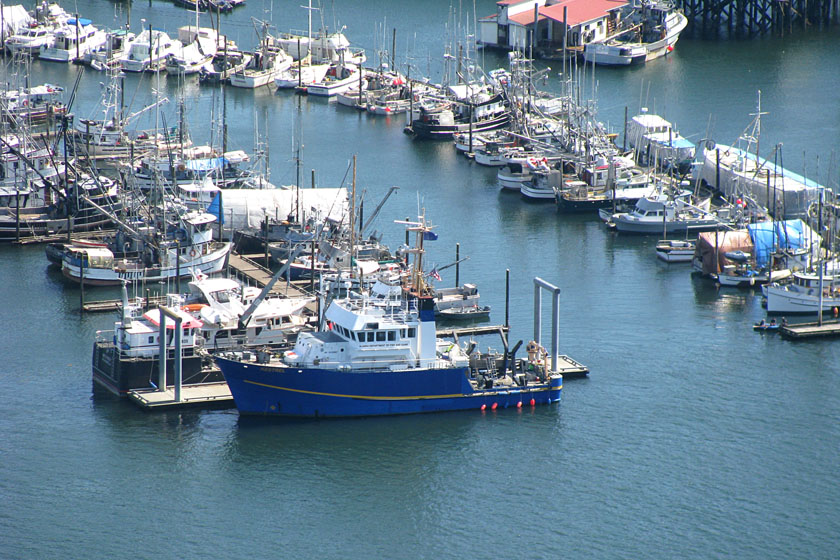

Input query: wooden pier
[678,0,838,37]
[128,381,234,410]
[780,319,840,340]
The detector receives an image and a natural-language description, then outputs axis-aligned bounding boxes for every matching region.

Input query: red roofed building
[479,0,630,53]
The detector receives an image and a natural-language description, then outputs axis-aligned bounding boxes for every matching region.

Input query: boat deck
[128,381,234,410]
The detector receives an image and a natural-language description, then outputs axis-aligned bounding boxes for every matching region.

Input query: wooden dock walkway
[128,382,234,410]
[227,252,318,312]
[780,320,840,340]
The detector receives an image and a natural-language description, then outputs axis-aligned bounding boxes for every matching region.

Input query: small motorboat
[437,304,491,321]
[753,320,780,332]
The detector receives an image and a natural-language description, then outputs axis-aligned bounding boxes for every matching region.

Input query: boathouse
[478,0,629,53]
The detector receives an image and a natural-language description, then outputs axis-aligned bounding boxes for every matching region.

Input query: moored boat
[214,213,587,417]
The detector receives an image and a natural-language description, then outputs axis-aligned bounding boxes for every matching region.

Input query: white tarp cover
[220,187,348,231]
[1,5,33,35]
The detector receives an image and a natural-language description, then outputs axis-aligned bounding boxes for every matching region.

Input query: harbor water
[2,1,839,557]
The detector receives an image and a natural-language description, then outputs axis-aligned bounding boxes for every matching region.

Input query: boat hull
[216,356,562,417]
[410,113,511,140]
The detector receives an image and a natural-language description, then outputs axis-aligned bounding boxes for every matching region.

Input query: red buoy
[480,404,486,411]
[517,401,523,408]
[491,402,498,410]
[530,399,536,406]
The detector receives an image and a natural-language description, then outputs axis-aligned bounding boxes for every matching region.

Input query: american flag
[429,268,442,282]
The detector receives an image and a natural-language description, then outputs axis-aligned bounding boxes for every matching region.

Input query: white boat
[765,270,840,314]
[607,194,735,234]
[521,162,561,201]
[120,29,182,72]
[3,2,69,56]
[304,62,363,97]
[39,18,106,62]
[229,47,293,88]
[165,26,219,75]
[5,25,55,56]
[184,275,313,351]
[700,92,821,219]
[626,109,695,173]
[274,26,365,65]
[655,239,695,263]
[583,0,688,66]
[274,62,330,89]
[83,29,136,70]
[498,163,532,191]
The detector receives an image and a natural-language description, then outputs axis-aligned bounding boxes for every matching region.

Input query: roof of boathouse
[507,0,629,27]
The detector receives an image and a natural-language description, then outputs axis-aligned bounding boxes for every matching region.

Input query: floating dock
[128,381,234,410]
[780,320,840,340]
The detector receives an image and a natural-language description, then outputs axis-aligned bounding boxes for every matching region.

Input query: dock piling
[533,277,561,373]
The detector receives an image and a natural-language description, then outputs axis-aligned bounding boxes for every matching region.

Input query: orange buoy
[181,303,207,312]
[517,401,522,408]
[491,402,498,410]
[480,404,486,411]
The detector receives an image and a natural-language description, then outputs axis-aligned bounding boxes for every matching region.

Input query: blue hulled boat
[215,215,585,417]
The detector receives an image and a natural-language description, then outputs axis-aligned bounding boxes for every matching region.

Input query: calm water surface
[1,1,839,557]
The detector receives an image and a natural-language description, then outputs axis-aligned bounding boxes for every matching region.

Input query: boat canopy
[747,219,821,268]
[694,230,753,275]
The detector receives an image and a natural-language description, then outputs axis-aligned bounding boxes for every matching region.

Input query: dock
[780,319,840,340]
[128,381,234,410]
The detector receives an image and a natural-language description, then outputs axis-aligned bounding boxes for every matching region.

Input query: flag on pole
[430,267,442,282]
[423,230,438,241]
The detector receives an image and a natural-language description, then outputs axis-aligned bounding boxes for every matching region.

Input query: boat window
[148,336,154,343]
[376,331,386,342]
[364,332,373,342]
[408,328,416,338]
[387,331,396,341]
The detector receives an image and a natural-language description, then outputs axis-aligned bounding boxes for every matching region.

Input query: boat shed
[478,0,629,52]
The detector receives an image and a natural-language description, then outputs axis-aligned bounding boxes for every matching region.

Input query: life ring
[189,248,197,257]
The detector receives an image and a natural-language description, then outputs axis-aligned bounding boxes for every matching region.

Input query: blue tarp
[185,157,227,172]
[207,193,224,225]
[747,219,810,268]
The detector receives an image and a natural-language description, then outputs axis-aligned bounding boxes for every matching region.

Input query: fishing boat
[61,209,232,286]
[214,213,587,417]
[91,287,219,397]
[0,83,65,129]
[582,0,688,66]
[764,269,840,314]
[39,18,106,63]
[409,85,510,140]
[699,92,821,219]
[655,239,695,263]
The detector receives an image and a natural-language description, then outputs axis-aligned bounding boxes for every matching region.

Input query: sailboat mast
[349,155,356,274]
